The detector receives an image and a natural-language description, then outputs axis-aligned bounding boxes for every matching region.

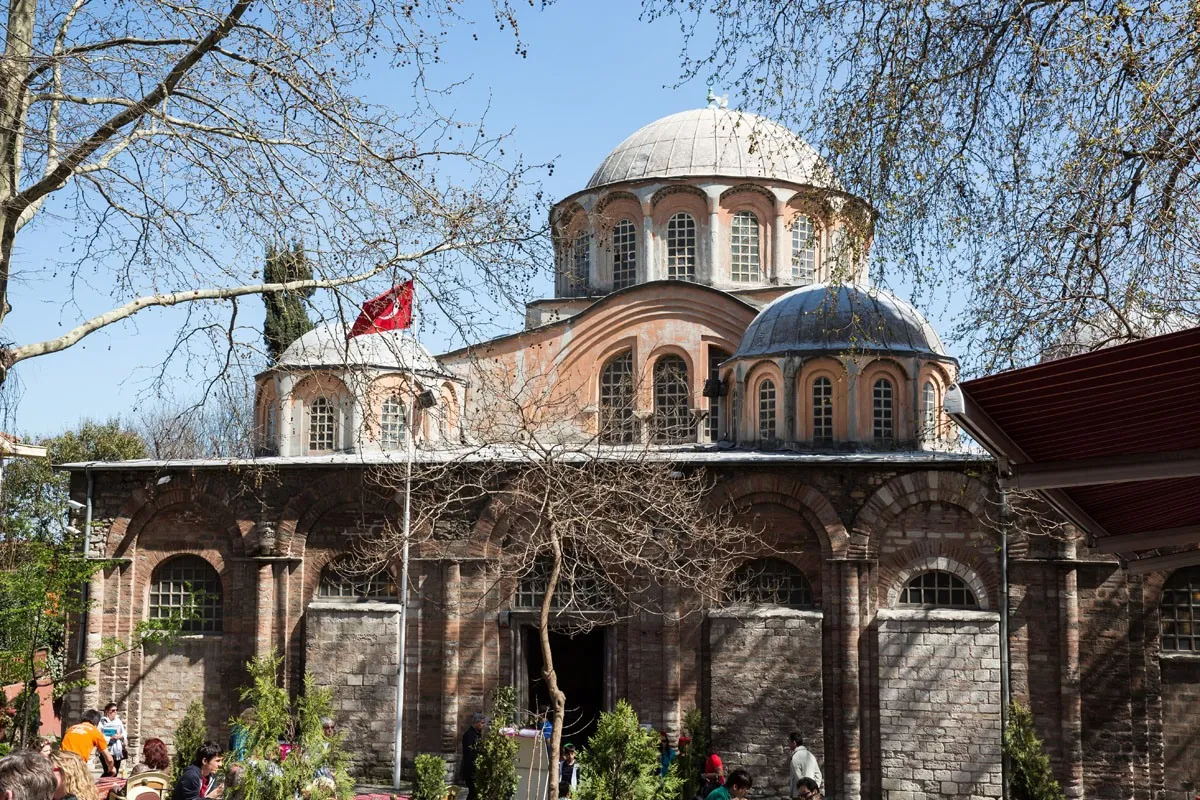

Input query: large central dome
[586,107,836,190]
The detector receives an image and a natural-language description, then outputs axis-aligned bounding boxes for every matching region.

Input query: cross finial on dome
[705,87,729,109]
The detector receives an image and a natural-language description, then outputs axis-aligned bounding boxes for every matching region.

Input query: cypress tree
[1005,701,1064,800]
[263,241,315,362]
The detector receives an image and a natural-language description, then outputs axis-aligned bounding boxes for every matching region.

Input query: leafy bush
[473,686,518,800]
[1004,701,1064,800]
[172,700,208,785]
[414,754,449,800]
[675,709,708,800]
[577,700,681,800]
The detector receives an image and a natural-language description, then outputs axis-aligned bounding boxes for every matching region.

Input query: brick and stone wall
[876,608,1002,800]
[707,608,824,799]
[1160,656,1200,793]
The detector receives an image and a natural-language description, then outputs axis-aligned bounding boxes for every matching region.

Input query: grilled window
[730,211,761,282]
[729,559,814,608]
[566,232,591,295]
[380,395,407,451]
[599,351,636,444]
[308,396,337,453]
[149,556,223,634]
[922,380,938,442]
[899,571,978,609]
[791,215,818,283]
[812,377,834,444]
[872,378,894,445]
[1161,567,1200,652]
[318,560,397,601]
[758,379,777,442]
[667,212,697,281]
[707,347,729,442]
[653,356,691,444]
[515,564,611,611]
[612,219,637,290]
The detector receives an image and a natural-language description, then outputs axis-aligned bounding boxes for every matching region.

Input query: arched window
[758,379,777,442]
[791,215,818,283]
[729,559,814,608]
[568,232,591,295]
[149,556,223,634]
[667,212,697,281]
[653,355,691,444]
[899,571,978,609]
[612,218,637,290]
[380,395,407,451]
[707,346,730,442]
[812,376,834,445]
[922,380,938,442]
[872,378,894,445]
[308,396,337,453]
[318,560,397,601]
[1161,567,1200,652]
[730,211,761,282]
[598,350,636,444]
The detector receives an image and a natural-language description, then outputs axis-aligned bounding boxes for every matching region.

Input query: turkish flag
[347,280,414,339]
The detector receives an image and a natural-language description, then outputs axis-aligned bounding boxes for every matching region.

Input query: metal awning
[945,326,1200,574]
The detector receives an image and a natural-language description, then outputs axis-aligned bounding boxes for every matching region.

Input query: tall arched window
[568,231,591,295]
[308,396,337,453]
[653,355,691,444]
[729,558,814,608]
[667,212,697,281]
[899,570,978,609]
[598,350,636,444]
[922,380,938,442]
[730,211,761,282]
[318,559,397,601]
[1161,567,1200,652]
[872,378,894,445]
[612,218,637,290]
[791,215,818,283]
[707,346,730,442]
[380,395,407,450]
[812,376,834,445]
[758,379,777,442]
[149,556,223,634]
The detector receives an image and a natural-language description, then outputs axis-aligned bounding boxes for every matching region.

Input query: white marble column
[773,198,789,284]
[277,371,299,457]
[641,198,655,282]
[704,186,724,285]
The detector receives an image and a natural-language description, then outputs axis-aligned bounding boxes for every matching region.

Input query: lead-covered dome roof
[278,323,443,373]
[586,107,837,190]
[733,284,952,361]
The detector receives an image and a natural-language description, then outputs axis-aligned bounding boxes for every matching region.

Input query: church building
[62,103,1200,800]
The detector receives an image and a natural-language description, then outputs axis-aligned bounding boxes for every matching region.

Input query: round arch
[715,475,849,559]
[851,471,993,560]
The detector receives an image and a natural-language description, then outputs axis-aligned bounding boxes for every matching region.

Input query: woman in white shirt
[99,703,127,776]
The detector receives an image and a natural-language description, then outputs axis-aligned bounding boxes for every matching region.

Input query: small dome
[278,323,442,373]
[733,284,951,361]
[586,107,837,190]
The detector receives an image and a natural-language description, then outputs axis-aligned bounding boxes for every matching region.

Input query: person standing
[558,745,579,798]
[98,705,126,777]
[0,751,56,800]
[460,713,484,800]
[60,711,114,776]
[786,733,822,799]
[171,743,224,800]
[700,747,725,798]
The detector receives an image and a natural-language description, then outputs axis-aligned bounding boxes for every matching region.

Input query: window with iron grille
[599,350,636,444]
[922,380,938,443]
[1161,567,1200,652]
[380,395,407,450]
[758,379,776,442]
[791,215,818,283]
[899,570,978,608]
[514,564,611,611]
[262,404,277,451]
[707,347,729,442]
[318,560,397,601]
[812,376,834,444]
[730,211,761,282]
[308,396,337,453]
[612,219,637,290]
[729,558,814,608]
[653,356,691,444]
[667,212,697,281]
[872,378,894,445]
[149,556,223,634]
[567,232,591,295]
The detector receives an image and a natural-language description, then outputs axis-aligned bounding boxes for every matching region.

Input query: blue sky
[6,0,961,438]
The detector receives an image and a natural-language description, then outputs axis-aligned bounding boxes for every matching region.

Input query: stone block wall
[1160,656,1200,793]
[876,608,1002,800]
[706,608,823,799]
[139,637,229,752]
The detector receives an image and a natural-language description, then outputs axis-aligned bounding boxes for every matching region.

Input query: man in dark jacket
[172,742,224,800]
[461,713,485,800]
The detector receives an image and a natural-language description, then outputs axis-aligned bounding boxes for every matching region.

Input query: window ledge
[1159,650,1200,662]
[708,605,823,620]
[876,607,999,622]
[308,600,401,612]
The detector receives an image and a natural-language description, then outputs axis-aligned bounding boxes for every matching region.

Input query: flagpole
[394,280,416,792]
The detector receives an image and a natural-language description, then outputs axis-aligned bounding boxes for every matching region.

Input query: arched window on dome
[149,556,223,634]
[899,570,978,609]
[730,211,761,282]
[921,380,938,444]
[667,212,697,281]
[612,219,637,290]
[758,379,777,442]
[872,378,894,446]
[728,558,814,608]
[791,215,819,284]
[318,558,397,602]
[812,376,834,445]
[1160,567,1200,652]
[652,355,691,444]
[598,350,636,444]
[380,395,407,451]
[308,396,338,453]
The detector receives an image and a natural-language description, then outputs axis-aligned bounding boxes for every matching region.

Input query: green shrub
[1004,701,1064,800]
[172,700,208,786]
[676,709,708,800]
[577,700,681,800]
[474,686,519,800]
[414,754,449,800]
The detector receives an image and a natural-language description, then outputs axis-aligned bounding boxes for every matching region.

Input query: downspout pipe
[999,487,1011,800]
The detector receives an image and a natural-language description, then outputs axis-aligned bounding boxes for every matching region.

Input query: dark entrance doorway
[524,625,606,747]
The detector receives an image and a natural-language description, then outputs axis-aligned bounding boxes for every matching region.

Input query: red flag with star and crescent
[347,280,414,339]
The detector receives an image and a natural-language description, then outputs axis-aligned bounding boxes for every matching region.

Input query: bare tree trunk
[0,0,37,321]
[538,538,565,800]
